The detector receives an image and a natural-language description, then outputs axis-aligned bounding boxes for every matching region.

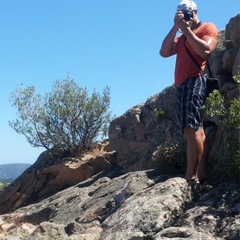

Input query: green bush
[0,183,8,192]
[233,74,240,84]
[152,141,187,174]
[9,77,112,156]
[205,81,240,183]
[154,108,167,120]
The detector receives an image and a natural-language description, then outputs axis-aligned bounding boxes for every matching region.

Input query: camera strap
[184,35,213,78]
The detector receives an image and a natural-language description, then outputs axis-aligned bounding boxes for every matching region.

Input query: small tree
[9,77,112,156]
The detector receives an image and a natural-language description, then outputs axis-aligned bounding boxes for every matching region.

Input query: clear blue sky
[0,0,239,165]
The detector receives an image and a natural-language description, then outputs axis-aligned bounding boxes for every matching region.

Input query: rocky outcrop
[0,171,239,239]
[109,86,182,173]
[109,14,240,174]
[0,142,117,215]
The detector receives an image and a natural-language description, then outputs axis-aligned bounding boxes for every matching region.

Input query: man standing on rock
[159,0,218,183]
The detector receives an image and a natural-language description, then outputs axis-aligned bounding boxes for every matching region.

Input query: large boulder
[225,14,240,76]
[109,86,182,173]
[233,49,240,76]
[225,14,240,48]
[222,48,239,74]
[0,142,117,215]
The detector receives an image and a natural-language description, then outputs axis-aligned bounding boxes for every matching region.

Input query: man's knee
[184,127,204,139]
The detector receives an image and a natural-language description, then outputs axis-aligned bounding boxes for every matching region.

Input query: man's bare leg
[184,127,205,181]
[196,129,207,181]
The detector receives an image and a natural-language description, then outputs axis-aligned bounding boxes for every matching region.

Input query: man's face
[184,10,197,28]
[183,10,193,21]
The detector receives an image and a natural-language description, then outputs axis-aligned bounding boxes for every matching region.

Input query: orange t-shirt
[175,23,218,86]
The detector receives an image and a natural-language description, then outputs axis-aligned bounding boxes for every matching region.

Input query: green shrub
[0,183,8,192]
[205,81,240,183]
[204,90,226,117]
[152,141,187,174]
[154,108,167,120]
[233,74,240,84]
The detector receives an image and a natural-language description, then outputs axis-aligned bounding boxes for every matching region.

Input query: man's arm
[183,28,217,60]
[177,12,217,60]
[159,26,178,58]
[160,12,185,58]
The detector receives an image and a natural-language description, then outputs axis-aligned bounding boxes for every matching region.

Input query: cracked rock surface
[0,171,239,239]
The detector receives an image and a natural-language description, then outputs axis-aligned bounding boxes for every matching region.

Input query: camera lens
[183,11,193,21]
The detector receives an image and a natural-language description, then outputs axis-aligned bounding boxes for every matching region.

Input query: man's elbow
[159,49,170,58]
[202,50,213,60]
[202,39,217,60]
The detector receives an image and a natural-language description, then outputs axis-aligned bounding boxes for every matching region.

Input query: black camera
[183,10,193,21]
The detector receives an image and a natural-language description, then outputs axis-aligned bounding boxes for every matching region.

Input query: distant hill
[0,164,31,183]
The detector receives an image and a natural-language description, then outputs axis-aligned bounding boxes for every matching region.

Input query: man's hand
[159,11,192,58]
[174,11,192,32]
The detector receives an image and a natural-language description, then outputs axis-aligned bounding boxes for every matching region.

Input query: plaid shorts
[177,76,206,132]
